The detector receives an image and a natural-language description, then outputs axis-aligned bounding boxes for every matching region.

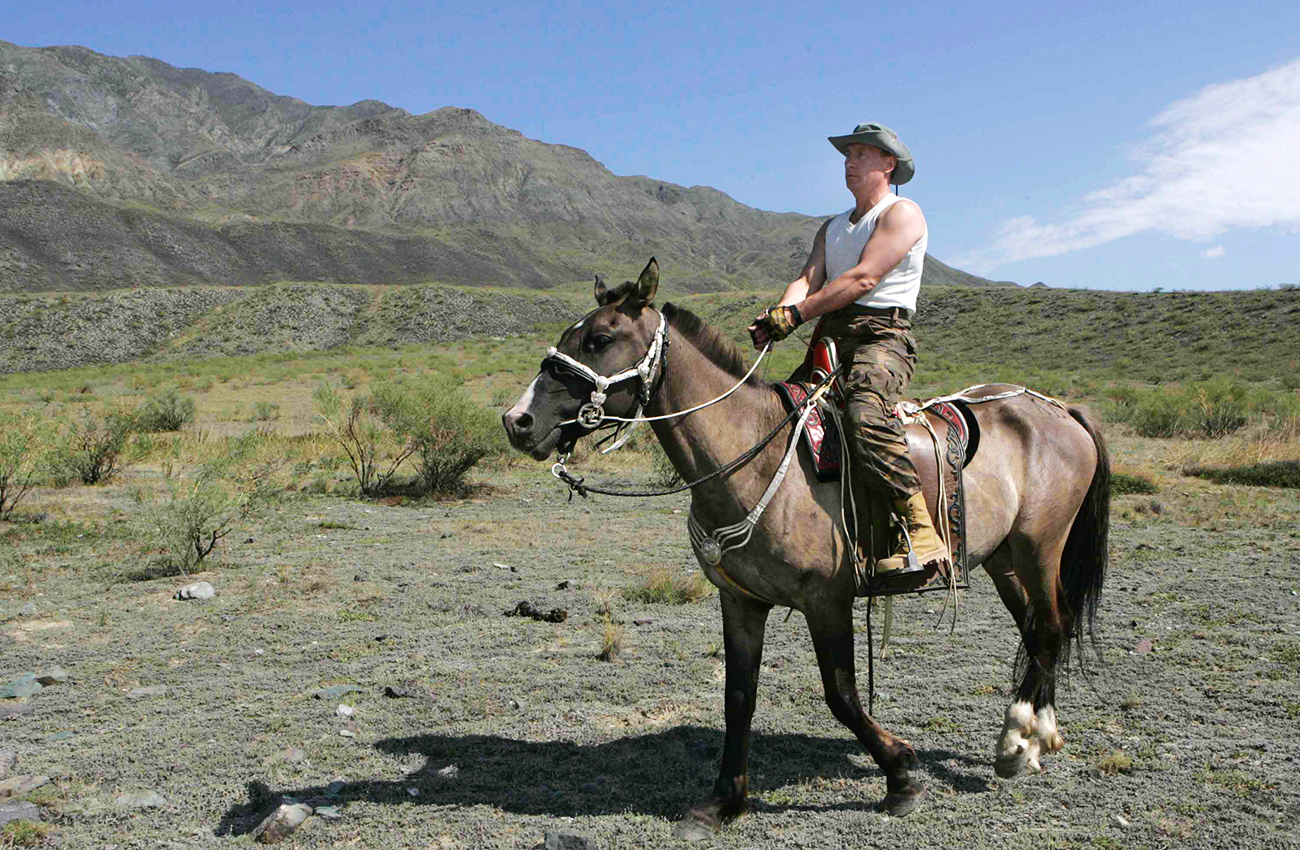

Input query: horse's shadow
[216,725,990,836]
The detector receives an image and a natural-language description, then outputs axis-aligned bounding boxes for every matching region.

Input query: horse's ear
[594,274,611,306]
[629,257,659,308]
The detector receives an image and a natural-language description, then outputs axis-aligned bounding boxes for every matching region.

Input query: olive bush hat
[828,122,914,185]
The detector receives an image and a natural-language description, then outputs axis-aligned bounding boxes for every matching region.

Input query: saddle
[776,339,974,597]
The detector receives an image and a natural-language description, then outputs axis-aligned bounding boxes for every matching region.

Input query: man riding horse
[748,121,948,589]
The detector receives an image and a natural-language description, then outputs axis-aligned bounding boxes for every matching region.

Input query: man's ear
[628,257,659,308]
[594,274,611,306]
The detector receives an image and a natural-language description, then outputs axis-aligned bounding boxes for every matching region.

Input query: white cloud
[962,57,1300,270]
[1200,245,1226,259]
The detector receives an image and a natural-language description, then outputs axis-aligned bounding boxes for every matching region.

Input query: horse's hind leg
[806,602,924,816]
[987,541,1069,778]
[675,591,770,840]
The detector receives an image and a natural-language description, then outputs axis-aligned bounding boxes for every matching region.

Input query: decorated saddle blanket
[773,381,842,482]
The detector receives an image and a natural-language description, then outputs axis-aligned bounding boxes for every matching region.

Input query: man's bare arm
[791,200,925,322]
[776,220,830,306]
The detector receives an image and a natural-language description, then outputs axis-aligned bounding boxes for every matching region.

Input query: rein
[549,352,845,500]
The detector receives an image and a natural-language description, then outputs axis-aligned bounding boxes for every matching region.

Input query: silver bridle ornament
[542,311,669,432]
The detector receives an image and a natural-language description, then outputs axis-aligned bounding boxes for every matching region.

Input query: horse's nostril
[504,410,533,437]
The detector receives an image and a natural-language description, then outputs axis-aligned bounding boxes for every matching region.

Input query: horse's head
[503,258,665,460]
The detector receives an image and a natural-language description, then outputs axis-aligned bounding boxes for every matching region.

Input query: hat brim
[828,132,914,185]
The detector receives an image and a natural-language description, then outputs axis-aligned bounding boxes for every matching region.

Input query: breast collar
[541,311,669,430]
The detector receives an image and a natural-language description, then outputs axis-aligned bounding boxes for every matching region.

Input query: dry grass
[1161,421,1300,470]
[622,568,715,605]
[598,615,624,662]
[1098,750,1134,776]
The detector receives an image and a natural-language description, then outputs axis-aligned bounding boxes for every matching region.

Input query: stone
[126,686,168,699]
[0,800,42,827]
[0,776,49,798]
[383,686,412,699]
[312,685,363,701]
[0,674,42,699]
[264,747,306,766]
[0,704,29,721]
[251,801,312,844]
[35,666,69,686]
[436,764,459,779]
[338,729,355,738]
[545,829,596,849]
[1135,639,1154,654]
[556,579,577,590]
[115,789,167,809]
[336,704,354,718]
[176,581,216,600]
[313,804,341,819]
[0,751,15,780]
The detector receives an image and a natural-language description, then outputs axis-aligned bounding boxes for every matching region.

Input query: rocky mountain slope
[0,40,1010,293]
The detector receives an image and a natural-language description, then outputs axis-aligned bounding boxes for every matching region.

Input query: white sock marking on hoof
[1036,705,1064,753]
[996,700,1038,760]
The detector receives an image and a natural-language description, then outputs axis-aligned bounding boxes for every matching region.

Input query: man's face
[844,143,895,190]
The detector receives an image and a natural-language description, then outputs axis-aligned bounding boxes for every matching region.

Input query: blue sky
[6,0,1300,290]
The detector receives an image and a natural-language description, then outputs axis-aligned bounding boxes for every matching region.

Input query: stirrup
[874,522,928,578]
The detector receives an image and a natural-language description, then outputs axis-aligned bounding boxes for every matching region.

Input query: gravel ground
[1,466,1298,848]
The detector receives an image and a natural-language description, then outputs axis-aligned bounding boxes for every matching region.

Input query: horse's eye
[586,334,613,352]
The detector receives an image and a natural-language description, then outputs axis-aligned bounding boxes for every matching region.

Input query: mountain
[0,41,1008,293]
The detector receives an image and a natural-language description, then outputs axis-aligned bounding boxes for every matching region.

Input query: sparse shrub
[1112,472,1159,495]
[49,406,139,485]
[136,430,283,572]
[0,411,43,520]
[1106,381,1286,439]
[313,383,414,496]
[1183,461,1300,489]
[136,388,196,432]
[254,401,280,421]
[648,441,683,489]
[371,379,505,495]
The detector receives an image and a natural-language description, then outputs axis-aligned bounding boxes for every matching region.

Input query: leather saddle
[776,338,974,596]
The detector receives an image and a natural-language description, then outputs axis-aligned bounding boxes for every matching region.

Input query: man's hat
[827,122,914,185]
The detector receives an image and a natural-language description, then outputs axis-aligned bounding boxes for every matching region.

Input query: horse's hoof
[995,753,1029,778]
[673,816,718,841]
[878,784,925,817]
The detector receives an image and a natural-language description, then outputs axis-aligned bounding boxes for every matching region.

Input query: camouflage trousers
[800,305,922,502]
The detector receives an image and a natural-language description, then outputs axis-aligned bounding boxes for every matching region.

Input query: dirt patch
[1,463,1298,847]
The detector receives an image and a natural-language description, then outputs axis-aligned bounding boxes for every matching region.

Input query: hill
[3,281,1297,388]
[0,40,1003,293]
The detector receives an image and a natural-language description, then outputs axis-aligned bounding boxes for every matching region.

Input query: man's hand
[748,304,803,349]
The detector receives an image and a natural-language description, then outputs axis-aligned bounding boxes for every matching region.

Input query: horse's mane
[661,302,762,386]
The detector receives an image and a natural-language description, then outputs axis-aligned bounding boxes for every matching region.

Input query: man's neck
[848,182,893,223]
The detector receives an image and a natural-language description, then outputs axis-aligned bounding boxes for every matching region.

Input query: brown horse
[503,259,1110,838]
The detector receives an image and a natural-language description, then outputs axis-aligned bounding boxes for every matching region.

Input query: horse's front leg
[674,590,771,840]
[806,602,925,816]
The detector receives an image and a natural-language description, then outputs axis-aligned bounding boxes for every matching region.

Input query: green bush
[136,430,283,572]
[370,380,504,495]
[1105,380,1291,438]
[1184,461,1300,489]
[1112,472,1159,495]
[648,440,683,489]
[313,383,414,496]
[136,389,196,432]
[0,411,43,520]
[49,407,139,485]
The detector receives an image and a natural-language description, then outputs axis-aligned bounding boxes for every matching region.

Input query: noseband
[542,311,669,430]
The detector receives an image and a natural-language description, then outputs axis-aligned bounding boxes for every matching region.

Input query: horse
[502,258,1110,838]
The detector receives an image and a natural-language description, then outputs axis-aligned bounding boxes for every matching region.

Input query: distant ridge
[0,40,1012,293]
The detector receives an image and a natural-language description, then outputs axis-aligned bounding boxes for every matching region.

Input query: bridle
[542,311,670,433]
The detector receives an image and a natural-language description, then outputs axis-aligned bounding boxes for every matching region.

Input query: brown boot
[875,492,950,576]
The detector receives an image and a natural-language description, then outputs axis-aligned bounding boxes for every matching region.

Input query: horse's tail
[1058,406,1111,674]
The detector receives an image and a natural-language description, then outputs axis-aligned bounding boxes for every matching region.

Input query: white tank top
[824,194,927,312]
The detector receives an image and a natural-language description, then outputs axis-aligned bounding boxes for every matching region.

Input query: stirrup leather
[810,338,845,404]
